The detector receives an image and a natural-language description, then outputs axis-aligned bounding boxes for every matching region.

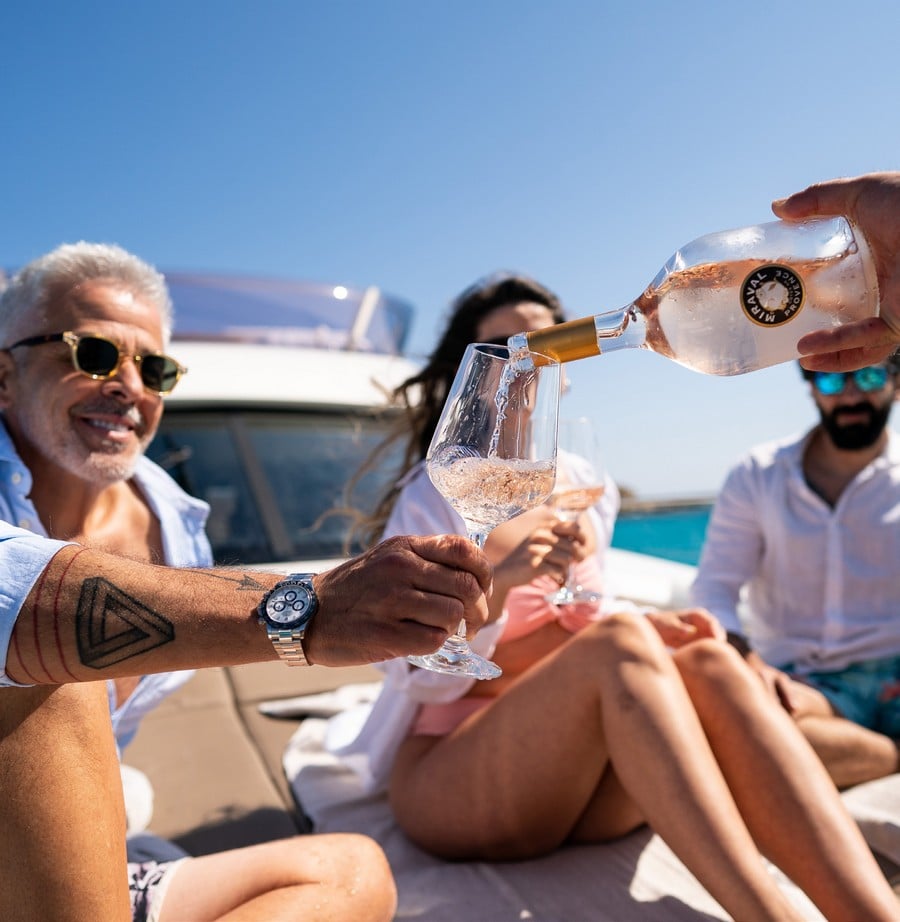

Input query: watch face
[265,585,313,625]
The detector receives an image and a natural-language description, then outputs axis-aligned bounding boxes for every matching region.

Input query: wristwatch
[257,573,318,666]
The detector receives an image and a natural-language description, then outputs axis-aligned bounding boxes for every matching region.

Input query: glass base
[408,648,501,680]
[546,585,603,606]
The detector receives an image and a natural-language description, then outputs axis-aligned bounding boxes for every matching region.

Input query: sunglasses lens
[813,372,845,396]
[855,366,888,392]
[75,336,119,376]
[140,355,181,393]
[814,366,890,396]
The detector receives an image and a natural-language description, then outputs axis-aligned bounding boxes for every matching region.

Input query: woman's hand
[645,607,726,648]
[483,500,604,624]
[491,518,585,589]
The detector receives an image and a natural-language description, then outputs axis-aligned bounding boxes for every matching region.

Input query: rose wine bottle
[510,217,879,376]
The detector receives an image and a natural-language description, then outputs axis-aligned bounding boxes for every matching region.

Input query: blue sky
[3,1,897,498]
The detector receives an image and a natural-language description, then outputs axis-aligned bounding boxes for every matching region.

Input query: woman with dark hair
[334,272,899,921]
[358,273,568,547]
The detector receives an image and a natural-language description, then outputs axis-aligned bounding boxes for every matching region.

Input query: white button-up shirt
[691,427,900,674]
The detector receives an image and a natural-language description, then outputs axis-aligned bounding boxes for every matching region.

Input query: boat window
[147,410,401,565]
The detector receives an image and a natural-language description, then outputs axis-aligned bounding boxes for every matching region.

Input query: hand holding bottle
[773,172,900,372]
[511,215,880,378]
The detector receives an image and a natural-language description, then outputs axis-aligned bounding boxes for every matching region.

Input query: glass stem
[451,529,489,641]
[556,511,579,591]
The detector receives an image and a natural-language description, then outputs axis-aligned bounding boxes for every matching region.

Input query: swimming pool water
[611,505,712,566]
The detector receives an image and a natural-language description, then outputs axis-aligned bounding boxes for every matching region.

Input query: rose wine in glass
[545,417,607,606]
[408,342,560,679]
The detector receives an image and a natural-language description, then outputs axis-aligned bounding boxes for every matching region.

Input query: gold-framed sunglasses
[7,331,187,395]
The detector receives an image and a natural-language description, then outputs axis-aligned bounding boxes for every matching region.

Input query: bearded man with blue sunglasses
[692,353,900,790]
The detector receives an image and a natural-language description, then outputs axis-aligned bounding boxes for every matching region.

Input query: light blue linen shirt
[0,419,212,752]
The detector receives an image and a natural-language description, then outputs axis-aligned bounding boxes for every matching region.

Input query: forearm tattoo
[76,577,175,670]
[8,545,270,683]
[199,571,266,591]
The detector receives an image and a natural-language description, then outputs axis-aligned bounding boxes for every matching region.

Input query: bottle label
[739,264,805,327]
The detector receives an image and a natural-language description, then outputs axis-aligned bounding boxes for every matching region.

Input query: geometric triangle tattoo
[76,577,175,669]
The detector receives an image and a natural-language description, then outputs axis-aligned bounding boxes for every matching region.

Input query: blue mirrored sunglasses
[811,365,889,396]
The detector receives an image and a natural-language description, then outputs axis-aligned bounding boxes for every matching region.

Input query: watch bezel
[258,573,318,667]
[259,573,318,630]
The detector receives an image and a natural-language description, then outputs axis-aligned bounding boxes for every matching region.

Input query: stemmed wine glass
[545,416,607,606]
[407,342,561,679]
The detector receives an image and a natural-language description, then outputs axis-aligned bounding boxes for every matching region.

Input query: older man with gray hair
[0,241,491,922]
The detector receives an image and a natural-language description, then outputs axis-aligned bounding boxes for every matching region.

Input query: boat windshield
[147,408,402,564]
[165,273,414,355]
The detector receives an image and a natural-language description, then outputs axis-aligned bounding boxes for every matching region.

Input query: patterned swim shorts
[783,654,900,738]
[128,858,186,922]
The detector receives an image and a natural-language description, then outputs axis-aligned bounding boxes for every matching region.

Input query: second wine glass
[407,342,560,679]
[545,416,607,606]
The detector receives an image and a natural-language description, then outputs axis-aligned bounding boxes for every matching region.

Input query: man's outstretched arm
[4,534,492,685]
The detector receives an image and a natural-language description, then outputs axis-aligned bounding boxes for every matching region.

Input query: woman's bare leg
[391,613,804,922]
[675,640,900,921]
[159,834,396,922]
[0,682,130,922]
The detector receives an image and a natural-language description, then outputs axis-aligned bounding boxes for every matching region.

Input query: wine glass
[407,342,561,679]
[545,416,607,606]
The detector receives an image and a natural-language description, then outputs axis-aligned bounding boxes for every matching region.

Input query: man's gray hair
[0,242,173,344]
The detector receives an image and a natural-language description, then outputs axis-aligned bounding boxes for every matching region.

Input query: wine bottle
[509,217,879,376]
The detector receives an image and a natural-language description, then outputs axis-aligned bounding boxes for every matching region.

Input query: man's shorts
[128,858,186,922]
[782,654,900,738]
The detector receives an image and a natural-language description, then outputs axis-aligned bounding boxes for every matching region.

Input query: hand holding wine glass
[545,417,607,607]
[408,342,560,679]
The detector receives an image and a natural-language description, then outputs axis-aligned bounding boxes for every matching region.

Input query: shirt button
[10,472,22,484]
[18,518,31,529]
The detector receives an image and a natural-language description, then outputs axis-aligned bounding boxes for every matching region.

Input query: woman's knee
[673,638,749,693]
[570,612,668,670]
